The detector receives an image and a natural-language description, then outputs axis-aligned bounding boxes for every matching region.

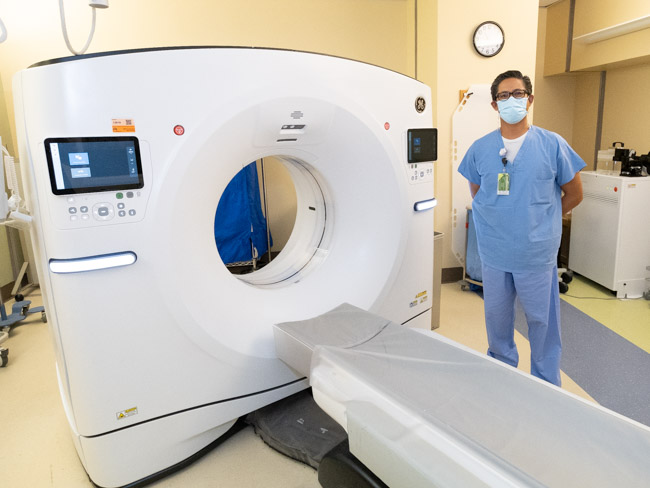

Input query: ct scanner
[13,47,437,487]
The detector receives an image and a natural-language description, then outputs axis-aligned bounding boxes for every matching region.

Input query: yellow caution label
[116,407,138,420]
[415,290,428,299]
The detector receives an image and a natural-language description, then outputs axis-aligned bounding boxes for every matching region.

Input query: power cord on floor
[563,294,646,301]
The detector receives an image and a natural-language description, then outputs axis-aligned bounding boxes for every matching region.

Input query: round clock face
[473,21,504,57]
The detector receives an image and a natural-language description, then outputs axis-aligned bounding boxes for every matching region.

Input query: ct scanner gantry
[13,47,437,487]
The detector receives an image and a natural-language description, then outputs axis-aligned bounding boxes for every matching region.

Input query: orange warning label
[112,119,136,133]
[113,126,136,133]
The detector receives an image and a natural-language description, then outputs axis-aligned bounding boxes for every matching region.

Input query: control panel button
[116,192,124,199]
[117,203,125,210]
[128,209,136,216]
[80,206,88,213]
[92,203,115,221]
[126,191,134,198]
[68,207,77,214]
[118,210,126,217]
[70,215,78,221]
[81,214,90,221]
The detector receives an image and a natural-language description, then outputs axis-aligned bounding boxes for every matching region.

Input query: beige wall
[571,0,650,71]
[536,7,602,169]
[602,63,650,155]
[543,0,572,76]
[0,73,14,287]
[538,0,650,167]
[0,0,416,280]
[570,72,602,167]
[0,231,10,288]
[257,158,297,253]
[434,0,539,269]
[573,0,649,35]
[534,7,577,144]
[416,0,437,121]
[0,0,416,150]
[12,1,637,277]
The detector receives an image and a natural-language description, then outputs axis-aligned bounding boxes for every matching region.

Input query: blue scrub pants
[481,263,562,386]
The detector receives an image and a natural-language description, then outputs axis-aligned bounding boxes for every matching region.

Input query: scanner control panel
[42,136,150,230]
[52,189,148,229]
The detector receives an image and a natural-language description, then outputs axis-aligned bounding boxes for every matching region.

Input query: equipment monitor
[44,137,144,195]
[407,128,437,164]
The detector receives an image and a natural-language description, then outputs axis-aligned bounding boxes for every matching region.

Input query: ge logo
[415,97,426,113]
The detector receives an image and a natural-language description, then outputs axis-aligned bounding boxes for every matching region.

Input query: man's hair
[491,70,533,101]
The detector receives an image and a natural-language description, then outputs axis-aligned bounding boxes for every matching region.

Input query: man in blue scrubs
[458,70,586,386]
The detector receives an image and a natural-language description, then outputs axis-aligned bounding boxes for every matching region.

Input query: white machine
[569,171,650,298]
[13,47,436,487]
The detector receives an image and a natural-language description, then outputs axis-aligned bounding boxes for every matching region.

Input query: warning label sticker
[116,407,138,420]
[112,119,136,133]
[410,290,429,308]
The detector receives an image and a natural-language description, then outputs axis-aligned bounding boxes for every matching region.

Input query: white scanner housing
[13,47,436,487]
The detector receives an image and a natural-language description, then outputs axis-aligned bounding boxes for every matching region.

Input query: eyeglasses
[495,89,529,101]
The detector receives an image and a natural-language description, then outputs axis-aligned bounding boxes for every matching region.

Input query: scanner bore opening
[214,156,328,288]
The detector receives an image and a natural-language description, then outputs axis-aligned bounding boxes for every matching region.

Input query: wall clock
[473,21,505,57]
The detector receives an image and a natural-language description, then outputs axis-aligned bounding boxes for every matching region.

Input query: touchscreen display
[44,137,144,195]
[407,128,437,164]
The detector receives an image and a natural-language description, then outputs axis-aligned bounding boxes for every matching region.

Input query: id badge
[497,172,510,195]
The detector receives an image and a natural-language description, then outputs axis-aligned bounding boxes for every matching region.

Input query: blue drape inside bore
[214,162,272,264]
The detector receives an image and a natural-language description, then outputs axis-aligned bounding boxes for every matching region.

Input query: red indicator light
[614,187,618,192]
[384,122,390,130]
[173,125,185,136]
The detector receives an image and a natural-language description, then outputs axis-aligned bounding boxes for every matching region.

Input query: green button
[116,192,124,199]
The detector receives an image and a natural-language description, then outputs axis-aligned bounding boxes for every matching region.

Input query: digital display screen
[44,137,144,195]
[407,128,438,164]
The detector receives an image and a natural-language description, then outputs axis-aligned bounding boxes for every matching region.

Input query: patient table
[274,304,650,487]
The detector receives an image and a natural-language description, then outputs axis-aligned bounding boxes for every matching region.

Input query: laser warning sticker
[116,406,138,420]
[112,119,136,133]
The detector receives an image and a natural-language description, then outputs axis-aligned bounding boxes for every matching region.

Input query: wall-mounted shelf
[573,15,650,44]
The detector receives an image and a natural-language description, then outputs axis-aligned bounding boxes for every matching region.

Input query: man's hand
[470,182,480,199]
[561,172,583,214]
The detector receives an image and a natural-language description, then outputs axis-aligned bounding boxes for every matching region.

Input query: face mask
[497,96,528,124]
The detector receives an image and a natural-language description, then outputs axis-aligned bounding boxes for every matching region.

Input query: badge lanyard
[498,155,510,196]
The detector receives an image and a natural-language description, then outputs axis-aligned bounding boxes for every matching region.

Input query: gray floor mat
[246,388,347,469]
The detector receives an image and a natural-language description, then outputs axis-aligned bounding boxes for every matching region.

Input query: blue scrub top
[458,126,586,273]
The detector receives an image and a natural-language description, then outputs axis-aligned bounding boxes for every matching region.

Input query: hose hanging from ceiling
[59,0,97,55]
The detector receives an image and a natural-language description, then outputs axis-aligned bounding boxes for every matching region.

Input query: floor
[0,276,648,488]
